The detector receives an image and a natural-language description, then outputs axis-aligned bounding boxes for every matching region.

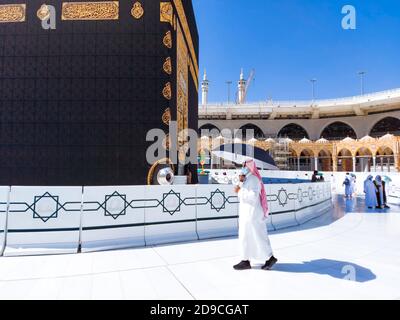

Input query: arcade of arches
[199,134,400,173]
[199,117,400,141]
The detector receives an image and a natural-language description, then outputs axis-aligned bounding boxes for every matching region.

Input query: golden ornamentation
[189,61,198,91]
[160,2,173,25]
[162,134,171,150]
[37,4,51,21]
[162,82,172,100]
[177,23,189,147]
[131,1,144,19]
[0,4,26,23]
[62,1,119,21]
[173,14,177,31]
[163,31,173,49]
[162,108,171,125]
[163,57,172,75]
[178,147,187,162]
[173,0,199,87]
[147,158,174,185]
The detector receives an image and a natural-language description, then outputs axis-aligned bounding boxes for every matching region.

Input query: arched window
[318,149,333,172]
[277,123,309,140]
[299,149,314,171]
[236,124,265,139]
[320,122,357,140]
[199,124,220,138]
[376,147,395,172]
[370,117,400,138]
[337,148,353,172]
[356,147,373,172]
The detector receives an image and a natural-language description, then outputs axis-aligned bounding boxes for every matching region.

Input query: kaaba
[0,0,199,186]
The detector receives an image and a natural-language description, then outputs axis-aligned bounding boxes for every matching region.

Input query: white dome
[342,137,355,143]
[299,137,311,144]
[360,135,374,142]
[380,133,394,140]
[316,138,329,144]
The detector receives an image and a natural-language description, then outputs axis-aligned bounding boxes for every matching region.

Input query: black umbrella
[212,143,278,170]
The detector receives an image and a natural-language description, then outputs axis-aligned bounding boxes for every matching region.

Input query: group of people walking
[343,173,357,199]
[344,173,390,209]
[363,175,390,209]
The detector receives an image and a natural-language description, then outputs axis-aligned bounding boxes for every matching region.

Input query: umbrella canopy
[383,175,393,183]
[212,143,278,170]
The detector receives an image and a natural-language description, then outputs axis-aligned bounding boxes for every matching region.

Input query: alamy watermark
[342,264,357,281]
[146,123,256,167]
[37,4,56,30]
[342,5,357,30]
[35,4,357,32]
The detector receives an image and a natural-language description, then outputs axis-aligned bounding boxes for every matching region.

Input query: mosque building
[199,70,400,173]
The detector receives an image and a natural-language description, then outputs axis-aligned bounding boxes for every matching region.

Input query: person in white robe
[233,160,277,271]
[351,174,357,196]
[363,175,378,209]
[343,173,352,199]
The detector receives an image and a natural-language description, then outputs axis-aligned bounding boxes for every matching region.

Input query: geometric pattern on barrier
[196,188,239,213]
[9,191,82,223]
[83,189,186,217]
[6,184,332,222]
[0,201,7,214]
[104,191,128,220]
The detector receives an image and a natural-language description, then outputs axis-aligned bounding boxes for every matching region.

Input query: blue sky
[193,0,400,102]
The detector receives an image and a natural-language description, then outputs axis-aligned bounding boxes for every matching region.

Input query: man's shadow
[272,259,376,283]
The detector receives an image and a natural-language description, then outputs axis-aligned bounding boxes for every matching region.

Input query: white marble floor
[0,197,399,300]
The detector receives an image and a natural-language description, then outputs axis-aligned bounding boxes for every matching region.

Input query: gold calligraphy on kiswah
[173,0,198,89]
[0,4,26,23]
[62,1,119,21]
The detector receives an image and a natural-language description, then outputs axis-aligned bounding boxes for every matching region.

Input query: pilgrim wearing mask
[233,160,277,271]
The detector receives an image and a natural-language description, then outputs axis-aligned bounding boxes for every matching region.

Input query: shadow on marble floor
[271,258,376,283]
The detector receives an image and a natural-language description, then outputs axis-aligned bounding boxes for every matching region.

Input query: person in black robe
[374,175,390,209]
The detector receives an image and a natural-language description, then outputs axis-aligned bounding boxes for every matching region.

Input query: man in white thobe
[233,162,277,271]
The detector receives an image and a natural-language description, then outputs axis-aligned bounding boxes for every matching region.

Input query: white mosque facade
[198,71,400,173]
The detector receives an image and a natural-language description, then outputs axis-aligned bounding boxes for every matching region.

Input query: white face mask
[241,167,250,176]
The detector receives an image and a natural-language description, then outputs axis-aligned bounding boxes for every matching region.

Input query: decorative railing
[0,182,332,257]
[200,88,400,111]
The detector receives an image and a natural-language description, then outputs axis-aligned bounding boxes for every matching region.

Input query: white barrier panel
[295,182,332,224]
[144,185,198,246]
[196,185,239,239]
[4,186,82,256]
[268,184,298,230]
[0,182,334,256]
[388,182,400,206]
[0,186,10,256]
[211,169,400,198]
[81,186,145,252]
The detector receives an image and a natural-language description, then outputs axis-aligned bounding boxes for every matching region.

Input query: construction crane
[243,69,255,103]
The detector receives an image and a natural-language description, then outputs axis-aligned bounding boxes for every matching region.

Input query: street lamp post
[310,79,317,102]
[226,81,232,104]
[358,71,366,95]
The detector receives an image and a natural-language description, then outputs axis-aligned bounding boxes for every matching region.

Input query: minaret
[201,70,209,105]
[238,68,246,104]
